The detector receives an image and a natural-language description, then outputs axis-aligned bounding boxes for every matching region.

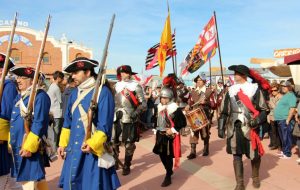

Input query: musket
[84,14,115,142]
[23,15,51,136]
[0,13,18,110]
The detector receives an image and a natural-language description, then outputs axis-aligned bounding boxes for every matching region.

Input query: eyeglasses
[271,89,278,92]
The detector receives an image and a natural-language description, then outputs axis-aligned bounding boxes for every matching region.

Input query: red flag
[142,75,154,87]
[132,74,141,82]
[133,74,154,88]
[181,16,218,76]
[145,34,176,70]
[192,16,218,62]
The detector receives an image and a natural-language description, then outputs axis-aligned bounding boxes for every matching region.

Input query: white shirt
[47,83,62,118]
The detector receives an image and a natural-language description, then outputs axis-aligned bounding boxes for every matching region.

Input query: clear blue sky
[1,0,300,79]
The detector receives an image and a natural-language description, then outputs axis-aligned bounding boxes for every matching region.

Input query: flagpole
[175,52,178,75]
[213,11,225,84]
[209,59,212,86]
[167,0,176,76]
[171,51,176,75]
[173,28,177,76]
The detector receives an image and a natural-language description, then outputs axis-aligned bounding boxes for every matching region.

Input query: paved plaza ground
[46,122,300,190]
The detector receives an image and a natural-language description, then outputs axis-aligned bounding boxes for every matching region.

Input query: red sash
[166,113,181,169]
[237,89,264,156]
[121,89,139,107]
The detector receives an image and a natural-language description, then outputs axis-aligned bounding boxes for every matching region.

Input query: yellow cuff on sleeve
[86,130,107,157]
[23,132,40,153]
[59,128,71,147]
[0,118,10,141]
[7,131,12,150]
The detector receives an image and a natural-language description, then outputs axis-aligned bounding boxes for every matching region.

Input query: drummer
[186,73,214,159]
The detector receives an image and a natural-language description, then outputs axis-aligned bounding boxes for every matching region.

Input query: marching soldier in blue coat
[0,53,19,189]
[58,57,121,190]
[9,66,51,189]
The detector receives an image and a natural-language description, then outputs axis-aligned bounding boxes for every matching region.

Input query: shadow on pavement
[243,152,279,186]
[117,152,161,186]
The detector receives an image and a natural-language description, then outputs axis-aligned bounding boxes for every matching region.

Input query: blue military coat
[0,79,18,176]
[10,89,50,181]
[59,85,121,190]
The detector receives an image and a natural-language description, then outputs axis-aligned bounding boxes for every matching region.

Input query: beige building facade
[0,23,93,77]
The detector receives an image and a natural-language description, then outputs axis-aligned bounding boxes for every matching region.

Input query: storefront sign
[0,20,29,27]
[274,48,300,58]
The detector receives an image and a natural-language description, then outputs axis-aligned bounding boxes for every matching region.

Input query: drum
[186,107,209,132]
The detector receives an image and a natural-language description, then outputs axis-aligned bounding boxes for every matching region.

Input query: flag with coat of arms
[181,15,218,77]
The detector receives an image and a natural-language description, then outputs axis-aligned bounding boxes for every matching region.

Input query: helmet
[160,87,174,100]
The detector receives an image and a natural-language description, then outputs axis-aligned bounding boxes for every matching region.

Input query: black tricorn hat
[0,52,15,69]
[228,64,250,76]
[10,66,45,79]
[117,65,137,75]
[64,57,98,73]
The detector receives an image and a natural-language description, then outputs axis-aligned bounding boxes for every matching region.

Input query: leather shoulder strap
[71,87,94,114]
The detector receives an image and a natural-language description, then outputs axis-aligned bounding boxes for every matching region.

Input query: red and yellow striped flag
[157,11,172,77]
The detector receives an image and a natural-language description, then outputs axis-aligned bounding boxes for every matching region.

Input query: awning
[268,65,291,77]
[284,52,300,65]
[255,59,292,77]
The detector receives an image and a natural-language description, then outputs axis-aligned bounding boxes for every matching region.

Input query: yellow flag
[157,11,172,77]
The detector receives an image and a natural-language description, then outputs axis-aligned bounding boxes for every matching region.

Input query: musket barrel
[0,12,18,108]
[24,15,51,135]
[84,14,115,142]
[92,14,116,103]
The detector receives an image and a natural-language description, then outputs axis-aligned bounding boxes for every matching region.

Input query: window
[42,52,50,64]
[75,53,82,58]
[11,48,21,64]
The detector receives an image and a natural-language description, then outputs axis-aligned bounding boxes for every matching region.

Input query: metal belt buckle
[124,89,130,97]
[236,100,242,106]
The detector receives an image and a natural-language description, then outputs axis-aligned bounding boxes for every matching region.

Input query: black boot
[187,143,197,159]
[122,154,133,176]
[202,138,209,156]
[161,175,172,187]
[251,157,261,188]
[122,165,131,176]
[233,159,245,190]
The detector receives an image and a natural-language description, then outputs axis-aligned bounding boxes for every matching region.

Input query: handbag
[292,123,300,137]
